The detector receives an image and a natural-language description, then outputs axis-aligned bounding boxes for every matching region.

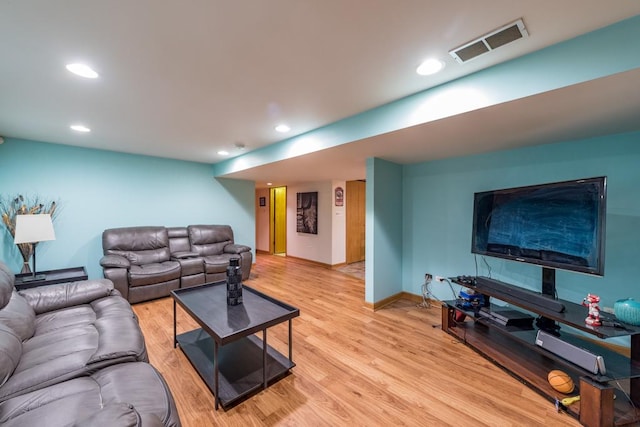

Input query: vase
[226,257,243,306]
[614,298,640,326]
[18,243,33,273]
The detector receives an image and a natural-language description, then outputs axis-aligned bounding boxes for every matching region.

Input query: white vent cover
[449,19,528,63]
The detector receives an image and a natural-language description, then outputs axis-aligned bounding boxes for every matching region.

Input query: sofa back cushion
[0,322,22,387]
[188,225,234,256]
[0,291,36,340]
[102,227,171,265]
[0,261,15,310]
[167,227,191,255]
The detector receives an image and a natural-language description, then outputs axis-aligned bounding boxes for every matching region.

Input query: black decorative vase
[226,257,243,306]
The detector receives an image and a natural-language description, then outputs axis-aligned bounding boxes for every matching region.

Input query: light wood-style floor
[133,254,579,426]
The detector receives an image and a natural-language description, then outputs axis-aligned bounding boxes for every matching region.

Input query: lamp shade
[14,214,56,244]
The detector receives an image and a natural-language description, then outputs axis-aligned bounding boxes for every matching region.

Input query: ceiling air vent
[449,18,528,63]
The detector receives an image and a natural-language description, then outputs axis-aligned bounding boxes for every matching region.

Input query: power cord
[420,275,469,338]
[474,254,493,278]
[614,378,637,415]
[474,255,479,277]
[483,256,492,278]
[434,276,458,300]
[420,276,459,309]
[417,275,433,309]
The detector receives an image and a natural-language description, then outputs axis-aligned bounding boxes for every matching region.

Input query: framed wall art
[296,191,318,234]
[335,187,344,206]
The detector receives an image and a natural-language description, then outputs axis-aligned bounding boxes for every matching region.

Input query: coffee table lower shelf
[176,328,295,410]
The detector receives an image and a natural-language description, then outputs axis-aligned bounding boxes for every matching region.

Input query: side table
[15,267,88,290]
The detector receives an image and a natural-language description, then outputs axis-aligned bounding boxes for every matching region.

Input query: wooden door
[270,187,287,254]
[346,180,366,263]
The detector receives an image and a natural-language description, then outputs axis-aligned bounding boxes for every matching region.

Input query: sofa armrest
[171,251,200,259]
[18,279,116,315]
[224,244,251,254]
[100,254,131,269]
[103,268,130,301]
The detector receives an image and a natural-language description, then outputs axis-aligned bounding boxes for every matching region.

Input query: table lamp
[14,214,56,281]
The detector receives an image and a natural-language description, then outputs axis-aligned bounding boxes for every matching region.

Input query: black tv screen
[471,177,606,276]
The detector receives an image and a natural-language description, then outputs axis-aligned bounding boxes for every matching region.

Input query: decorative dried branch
[0,194,60,273]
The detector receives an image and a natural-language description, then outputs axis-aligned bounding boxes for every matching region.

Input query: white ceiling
[1,1,640,187]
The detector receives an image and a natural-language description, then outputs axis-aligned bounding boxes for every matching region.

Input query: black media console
[442,275,640,427]
[473,276,566,313]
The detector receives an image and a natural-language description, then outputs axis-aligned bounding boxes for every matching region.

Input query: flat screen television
[471,177,607,294]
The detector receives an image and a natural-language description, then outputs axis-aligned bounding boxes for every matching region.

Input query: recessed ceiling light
[416,58,444,76]
[267,182,273,186]
[70,124,91,132]
[218,150,229,156]
[275,124,290,133]
[66,63,99,79]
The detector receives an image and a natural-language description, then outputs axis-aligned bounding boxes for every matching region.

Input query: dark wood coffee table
[171,282,300,410]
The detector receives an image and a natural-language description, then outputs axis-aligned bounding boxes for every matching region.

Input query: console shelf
[442,279,640,427]
[468,277,640,339]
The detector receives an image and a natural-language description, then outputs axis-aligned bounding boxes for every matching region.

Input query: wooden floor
[133,254,579,427]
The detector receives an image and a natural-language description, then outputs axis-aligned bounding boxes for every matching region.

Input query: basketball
[547,370,574,394]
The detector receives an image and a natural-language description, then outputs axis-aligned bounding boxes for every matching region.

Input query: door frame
[269,186,287,254]
[346,180,366,264]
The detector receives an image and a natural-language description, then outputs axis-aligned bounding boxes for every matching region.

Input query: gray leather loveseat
[101,224,252,304]
[0,260,181,426]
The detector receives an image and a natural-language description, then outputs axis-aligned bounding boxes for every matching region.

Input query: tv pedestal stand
[441,277,640,427]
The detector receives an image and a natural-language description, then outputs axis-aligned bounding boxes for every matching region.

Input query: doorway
[270,186,287,255]
[346,180,366,264]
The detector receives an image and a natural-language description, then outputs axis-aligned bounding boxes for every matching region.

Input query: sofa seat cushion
[128,262,181,287]
[177,257,203,276]
[0,298,147,401]
[202,254,237,274]
[0,362,180,427]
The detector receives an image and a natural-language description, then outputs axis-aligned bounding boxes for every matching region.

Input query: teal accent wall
[365,157,403,303]
[0,138,255,279]
[402,131,640,311]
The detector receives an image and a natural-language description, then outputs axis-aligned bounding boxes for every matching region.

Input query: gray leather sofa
[101,225,252,304]
[187,224,252,283]
[0,260,181,426]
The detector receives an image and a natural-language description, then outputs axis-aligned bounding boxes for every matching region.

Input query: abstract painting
[296,191,318,234]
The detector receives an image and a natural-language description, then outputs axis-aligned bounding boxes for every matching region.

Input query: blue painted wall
[402,131,640,311]
[0,138,255,279]
[365,157,403,303]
